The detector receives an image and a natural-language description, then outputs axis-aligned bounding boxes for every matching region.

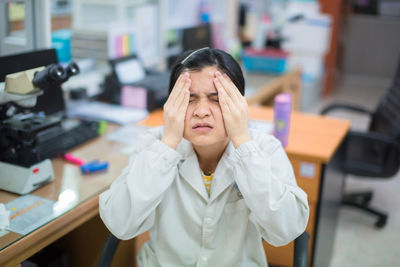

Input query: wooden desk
[0,124,134,267]
[0,106,349,267]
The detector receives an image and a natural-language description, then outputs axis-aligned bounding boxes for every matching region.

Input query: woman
[99,47,309,266]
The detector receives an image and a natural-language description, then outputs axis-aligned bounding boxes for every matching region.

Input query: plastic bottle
[199,0,210,23]
[273,92,291,147]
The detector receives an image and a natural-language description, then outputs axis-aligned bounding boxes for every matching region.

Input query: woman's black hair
[168,48,245,96]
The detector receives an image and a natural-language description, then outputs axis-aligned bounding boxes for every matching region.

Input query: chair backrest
[393,54,400,87]
[344,55,400,178]
[369,55,400,141]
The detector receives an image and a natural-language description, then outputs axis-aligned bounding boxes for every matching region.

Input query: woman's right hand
[161,72,191,149]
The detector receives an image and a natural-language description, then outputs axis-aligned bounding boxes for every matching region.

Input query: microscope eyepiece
[32,64,66,89]
[66,62,80,77]
[49,65,67,80]
[32,62,79,90]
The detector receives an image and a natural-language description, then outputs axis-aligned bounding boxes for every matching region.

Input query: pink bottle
[273,93,292,147]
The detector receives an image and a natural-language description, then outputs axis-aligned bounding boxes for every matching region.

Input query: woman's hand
[213,71,251,148]
[161,72,191,149]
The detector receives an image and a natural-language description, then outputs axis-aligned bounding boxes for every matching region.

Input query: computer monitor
[182,24,212,51]
[108,54,146,84]
[0,49,65,115]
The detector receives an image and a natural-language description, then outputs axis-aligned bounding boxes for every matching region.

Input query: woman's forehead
[189,66,218,93]
[188,66,218,76]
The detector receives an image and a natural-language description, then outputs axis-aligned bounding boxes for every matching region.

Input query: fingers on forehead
[223,74,242,98]
[174,73,189,90]
[216,74,237,99]
[170,74,190,101]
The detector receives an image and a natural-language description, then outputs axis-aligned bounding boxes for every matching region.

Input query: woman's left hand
[213,71,251,148]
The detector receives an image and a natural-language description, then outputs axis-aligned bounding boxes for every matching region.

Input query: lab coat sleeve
[99,128,182,240]
[227,131,309,247]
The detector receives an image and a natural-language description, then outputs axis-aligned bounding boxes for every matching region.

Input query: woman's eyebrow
[189,92,218,98]
[207,92,218,97]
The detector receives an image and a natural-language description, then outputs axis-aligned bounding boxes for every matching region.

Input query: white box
[282,14,332,55]
[287,52,325,78]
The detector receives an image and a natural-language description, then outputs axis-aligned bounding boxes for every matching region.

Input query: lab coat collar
[178,140,236,203]
[209,142,235,202]
[179,153,209,201]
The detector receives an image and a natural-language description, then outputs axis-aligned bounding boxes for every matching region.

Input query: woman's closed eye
[188,98,218,103]
[189,94,197,103]
[188,93,219,103]
[208,92,219,103]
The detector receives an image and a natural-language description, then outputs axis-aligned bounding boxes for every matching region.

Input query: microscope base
[0,159,54,195]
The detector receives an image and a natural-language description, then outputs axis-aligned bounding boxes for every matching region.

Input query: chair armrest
[345,131,400,177]
[293,232,310,267]
[98,233,121,267]
[349,131,400,151]
[320,103,373,116]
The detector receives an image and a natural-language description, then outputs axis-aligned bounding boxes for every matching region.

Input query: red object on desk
[63,153,85,166]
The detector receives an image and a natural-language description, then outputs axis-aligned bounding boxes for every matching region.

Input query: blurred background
[1,0,399,111]
[1,0,400,266]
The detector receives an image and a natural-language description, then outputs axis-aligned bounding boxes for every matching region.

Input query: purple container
[273,93,292,147]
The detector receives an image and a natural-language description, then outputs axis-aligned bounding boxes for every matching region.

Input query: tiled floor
[306,75,400,267]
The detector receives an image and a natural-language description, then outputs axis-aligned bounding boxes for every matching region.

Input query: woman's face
[183,66,229,149]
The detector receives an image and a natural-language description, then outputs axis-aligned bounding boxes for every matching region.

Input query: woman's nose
[193,100,210,118]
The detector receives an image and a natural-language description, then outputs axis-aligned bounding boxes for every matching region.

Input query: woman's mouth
[193,123,213,132]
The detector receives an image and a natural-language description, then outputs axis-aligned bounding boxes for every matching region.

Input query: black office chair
[98,232,120,267]
[97,231,309,267]
[293,232,310,267]
[320,56,400,228]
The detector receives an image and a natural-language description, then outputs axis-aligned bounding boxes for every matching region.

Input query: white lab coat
[99,127,309,267]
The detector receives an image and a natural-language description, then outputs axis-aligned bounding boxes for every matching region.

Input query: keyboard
[37,119,99,160]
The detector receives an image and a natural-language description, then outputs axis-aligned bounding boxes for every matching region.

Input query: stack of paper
[68,101,148,125]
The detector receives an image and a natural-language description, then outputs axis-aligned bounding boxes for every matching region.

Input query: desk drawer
[289,157,321,203]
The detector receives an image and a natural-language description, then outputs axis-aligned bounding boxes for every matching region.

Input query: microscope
[0,62,79,194]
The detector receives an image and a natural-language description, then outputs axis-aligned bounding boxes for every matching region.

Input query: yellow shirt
[201,171,214,196]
